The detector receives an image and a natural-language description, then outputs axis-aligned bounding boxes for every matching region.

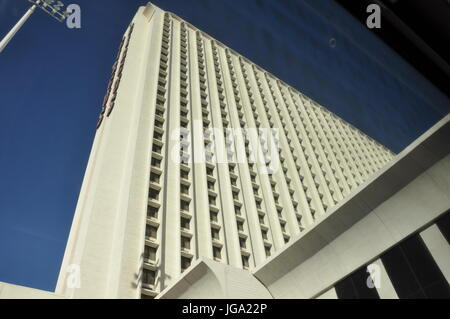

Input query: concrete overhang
[252,114,450,288]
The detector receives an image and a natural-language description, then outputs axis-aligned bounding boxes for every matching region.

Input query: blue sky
[0,0,449,292]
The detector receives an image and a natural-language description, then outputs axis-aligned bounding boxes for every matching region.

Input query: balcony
[181,247,193,258]
[143,258,158,271]
[145,237,159,248]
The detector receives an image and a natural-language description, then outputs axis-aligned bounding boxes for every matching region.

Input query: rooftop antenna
[0,0,70,53]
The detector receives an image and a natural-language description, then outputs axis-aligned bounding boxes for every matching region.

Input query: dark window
[150,172,160,183]
[213,246,221,260]
[151,157,161,168]
[335,266,380,299]
[181,217,190,229]
[181,236,190,249]
[181,184,190,195]
[142,269,155,285]
[144,246,157,260]
[181,256,191,272]
[147,206,158,218]
[259,215,265,224]
[242,255,249,269]
[261,229,268,240]
[149,189,159,200]
[210,211,218,222]
[181,170,189,179]
[211,228,220,240]
[381,234,450,299]
[436,210,450,244]
[145,225,158,239]
[180,200,189,211]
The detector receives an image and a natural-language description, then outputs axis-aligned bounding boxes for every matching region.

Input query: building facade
[9,2,440,300]
[51,3,402,299]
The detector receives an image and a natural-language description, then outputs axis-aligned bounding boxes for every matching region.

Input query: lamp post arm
[0,4,37,53]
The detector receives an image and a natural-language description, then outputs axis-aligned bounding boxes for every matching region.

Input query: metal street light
[0,0,70,53]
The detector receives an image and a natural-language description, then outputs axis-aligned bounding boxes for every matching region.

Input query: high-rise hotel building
[2,3,448,299]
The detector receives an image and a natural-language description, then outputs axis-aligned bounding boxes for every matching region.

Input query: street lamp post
[0,0,70,53]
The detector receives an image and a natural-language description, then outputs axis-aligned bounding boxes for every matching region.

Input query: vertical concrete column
[255,71,303,238]
[218,48,266,266]
[240,62,284,250]
[187,29,213,260]
[203,39,242,268]
[271,83,316,227]
[371,259,399,299]
[110,7,163,298]
[161,18,181,288]
[420,224,450,283]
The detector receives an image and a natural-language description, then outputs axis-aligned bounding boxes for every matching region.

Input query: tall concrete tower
[55,3,398,299]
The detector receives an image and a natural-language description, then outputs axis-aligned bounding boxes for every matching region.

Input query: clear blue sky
[0,0,448,292]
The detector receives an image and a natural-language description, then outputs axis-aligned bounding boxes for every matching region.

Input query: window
[151,157,161,168]
[232,191,239,201]
[152,144,162,154]
[180,200,189,211]
[334,266,380,299]
[206,167,214,176]
[148,206,158,219]
[154,118,163,129]
[181,217,190,230]
[265,246,271,257]
[142,269,156,285]
[211,228,220,240]
[181,256,191,271]
[145,225,158,239]
[436,210,450,244]
[210,211,218,223]
[153,131,163,140]
[381,234,450,298]
[181,184,189,195]
[181,169,189,179]
[149,189,159,200]
[181,236,190,250]
[239,237,246,249]
[237,221,244,232]
[259,215,265,224]
[234,205,241,216]
[150,172,160,183]
[262,229,268,240]
[144,246,157,261]
[242,255,249,269]
[213,246,221,260]
[207,181,215,191]
[208,195,216,206]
